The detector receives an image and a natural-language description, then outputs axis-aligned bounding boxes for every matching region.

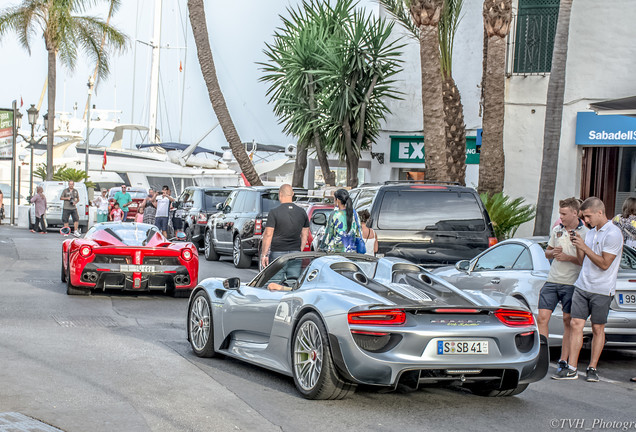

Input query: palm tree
[533,0,574,235]
[478,0,512,195]
[0,0,127,181]
[380,0,467,184]
[408,0,450,182]
[187,0,262,186]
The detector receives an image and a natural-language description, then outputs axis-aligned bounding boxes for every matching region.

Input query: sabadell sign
[576,111,636,145]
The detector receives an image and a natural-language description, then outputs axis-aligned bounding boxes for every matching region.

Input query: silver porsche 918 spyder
[187,253,548,400]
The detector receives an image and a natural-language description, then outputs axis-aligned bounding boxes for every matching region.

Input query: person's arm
[571,232,619,270]
[373,229,379,253]
[60,190,69,201]
[300,227,309,251]
[268,282,291,291]
[261,227,275,267]
[125,194,132,207]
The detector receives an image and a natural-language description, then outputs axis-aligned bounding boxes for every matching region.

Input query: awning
[589,96,636,117]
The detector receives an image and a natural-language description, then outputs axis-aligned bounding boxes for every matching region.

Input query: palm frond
[480,192,536,240]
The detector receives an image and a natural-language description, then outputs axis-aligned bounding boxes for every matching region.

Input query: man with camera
[538,198,588,378]
[553,197,623,382]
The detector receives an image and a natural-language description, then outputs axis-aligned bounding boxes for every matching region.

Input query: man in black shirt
[260,184,309,269]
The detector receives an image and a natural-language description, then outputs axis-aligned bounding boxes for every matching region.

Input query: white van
[36,181,89,230]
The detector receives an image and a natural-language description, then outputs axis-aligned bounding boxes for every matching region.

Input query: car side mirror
[312,212,327,226]
[216,202,224,210]
[455,260,471,272]
[223,277,240,290]
[224,205,232,214]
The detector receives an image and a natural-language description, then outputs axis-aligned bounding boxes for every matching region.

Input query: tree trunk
[419,25,450,182]
[533,0,573,235]
[342,120,357,187]
[443,77,466,185]
[479,0,512,196]
[292,141,307,188]
[46,48,56,181]
[187,0,262,186]
[307,75,335,186]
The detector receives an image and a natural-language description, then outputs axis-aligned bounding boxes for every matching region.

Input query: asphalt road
[0,225,634,432]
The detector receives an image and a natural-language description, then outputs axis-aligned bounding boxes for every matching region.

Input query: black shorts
[62,208,79,224]
[538,282,575,314]
[172,215,183,230]
[570,287,613,325]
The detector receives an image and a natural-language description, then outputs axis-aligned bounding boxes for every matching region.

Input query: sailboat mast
[148,0,163,144]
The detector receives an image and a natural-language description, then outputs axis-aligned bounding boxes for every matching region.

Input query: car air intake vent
[93,255,129,264]
[419,274,433,285]
[353,272,368,284]
[143,257,179,266]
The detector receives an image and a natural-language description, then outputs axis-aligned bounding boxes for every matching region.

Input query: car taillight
[79,245,92,257]
[254,218,262,236]
[348,309,406,326]
[494,308,535,327]
[197,212,208,224]
[85,207,89,216]
[488,237,498,247]
[432,308,480,313]
[304,231,313,251]
[181,249,193,261]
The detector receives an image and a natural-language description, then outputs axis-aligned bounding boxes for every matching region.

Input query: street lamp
[85,76,95,177]
[17,104,45,195]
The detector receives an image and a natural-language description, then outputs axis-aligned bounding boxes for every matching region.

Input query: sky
[0,0,378,153]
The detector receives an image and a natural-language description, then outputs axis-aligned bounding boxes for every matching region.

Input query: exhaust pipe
[82,272,99,283]
[174,275,183,285]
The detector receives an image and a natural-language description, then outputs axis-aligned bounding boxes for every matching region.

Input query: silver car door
[222,286,285,344]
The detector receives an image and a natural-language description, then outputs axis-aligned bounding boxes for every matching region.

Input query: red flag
[179,61,183,72]
[102,150,107,170]
[20,97,23,108]
[240,172,250,186]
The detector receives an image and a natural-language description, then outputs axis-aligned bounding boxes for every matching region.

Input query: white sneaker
[73,231,81,238]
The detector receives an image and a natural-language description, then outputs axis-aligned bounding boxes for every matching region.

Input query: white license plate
[617,292,636,305]
[437,340,489,355]
[120,265,156,272]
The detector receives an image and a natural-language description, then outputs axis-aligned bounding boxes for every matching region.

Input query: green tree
[0,0,127,180]
[481,192,536,241]
[34,164,95,188]
[188,0,263,186]
[533,0,574,235]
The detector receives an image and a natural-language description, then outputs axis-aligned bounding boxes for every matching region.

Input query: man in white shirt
[154,185,175,237]
[538,198,588,377]
[553,197,623,382]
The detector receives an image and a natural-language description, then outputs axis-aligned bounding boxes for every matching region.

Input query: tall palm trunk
[478,0,512,195]
[46,48,56,180]
[533,0,573,235]
[292,141,308,187]
[187,0,262,186]
[307,75,335,186]
[443,76,466,184]
[410,0,449,182]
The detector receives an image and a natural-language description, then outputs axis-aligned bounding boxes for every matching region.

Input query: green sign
[0,109,14,160]
[389,135,480,165]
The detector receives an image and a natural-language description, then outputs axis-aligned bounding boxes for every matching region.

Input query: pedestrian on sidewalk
[537,198,588,377]
[60,181,81,237]
[321,189,361,253]
[612,197,636,248]
[30,186,47,233]
[358,209,378,256]
[553,197,623,383]
[114,184,132,221]
[260,184,309,269]
[92,189,109,223]
[139,189,157,225]
[109,202,124,222]
[0,188,4,224]
[155,186,175,238]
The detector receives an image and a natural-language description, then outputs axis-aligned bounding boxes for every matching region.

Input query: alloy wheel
[293,320,323,391]
[233,237,240,266]
[190,295,211,351]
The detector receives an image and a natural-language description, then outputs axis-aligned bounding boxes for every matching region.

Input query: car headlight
[79,245,93,257]
[181,249,193,261]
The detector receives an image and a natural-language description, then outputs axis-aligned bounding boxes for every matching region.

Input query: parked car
[61,222,198,297]
[297,203,334,251]
[176,186,232,249]
[37,181,89,231]
[349,182,497,267]
[203,186,280,267]
[432,237,636,347]
[108,187,148,221]
[187,252,548,399]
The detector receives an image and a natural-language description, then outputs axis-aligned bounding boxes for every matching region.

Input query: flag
[20,97,23,108]
[102,150,107,170]
[240,172,251,187]
[179,61,183,72]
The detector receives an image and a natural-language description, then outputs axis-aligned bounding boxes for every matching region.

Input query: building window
[513,0,560,74]
[398,168,426,181]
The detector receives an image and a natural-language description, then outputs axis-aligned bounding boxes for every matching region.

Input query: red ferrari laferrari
[61,222,198,296]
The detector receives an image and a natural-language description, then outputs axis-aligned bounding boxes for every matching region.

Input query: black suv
[350,182,496,267]
[177,187,233,248]
[204,187,304,268]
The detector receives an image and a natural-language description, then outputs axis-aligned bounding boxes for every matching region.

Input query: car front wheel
[188,291,216,357]
[291,312,356,400]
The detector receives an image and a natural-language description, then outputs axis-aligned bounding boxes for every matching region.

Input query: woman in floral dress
[321,189,361,252]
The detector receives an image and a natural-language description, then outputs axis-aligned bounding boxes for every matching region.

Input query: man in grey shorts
[553,197,623,382]
[538,198,588,377]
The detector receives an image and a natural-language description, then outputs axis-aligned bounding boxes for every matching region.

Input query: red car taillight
[348,309,406,326]
[494,308,535,327]
[254,218,263,236]
[181,249,193,261]
[197,212,208,224]
[304,231,313,252]
[79,245,93,257]
[488,237,498,247]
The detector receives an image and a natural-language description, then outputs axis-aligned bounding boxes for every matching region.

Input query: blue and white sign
[576,111,636,145]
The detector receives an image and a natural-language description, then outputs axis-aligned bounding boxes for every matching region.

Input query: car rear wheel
[233,235,251,268]
[66,257,89,296]
[291,312,356,400]
[204,230,220,261]
[469,383,528,397]
[188,291,216,357]
[60,252,67,283]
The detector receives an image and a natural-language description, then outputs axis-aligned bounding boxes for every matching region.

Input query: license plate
[617,292,636,305]
[120,265,156,272]
[437,340,489,355]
